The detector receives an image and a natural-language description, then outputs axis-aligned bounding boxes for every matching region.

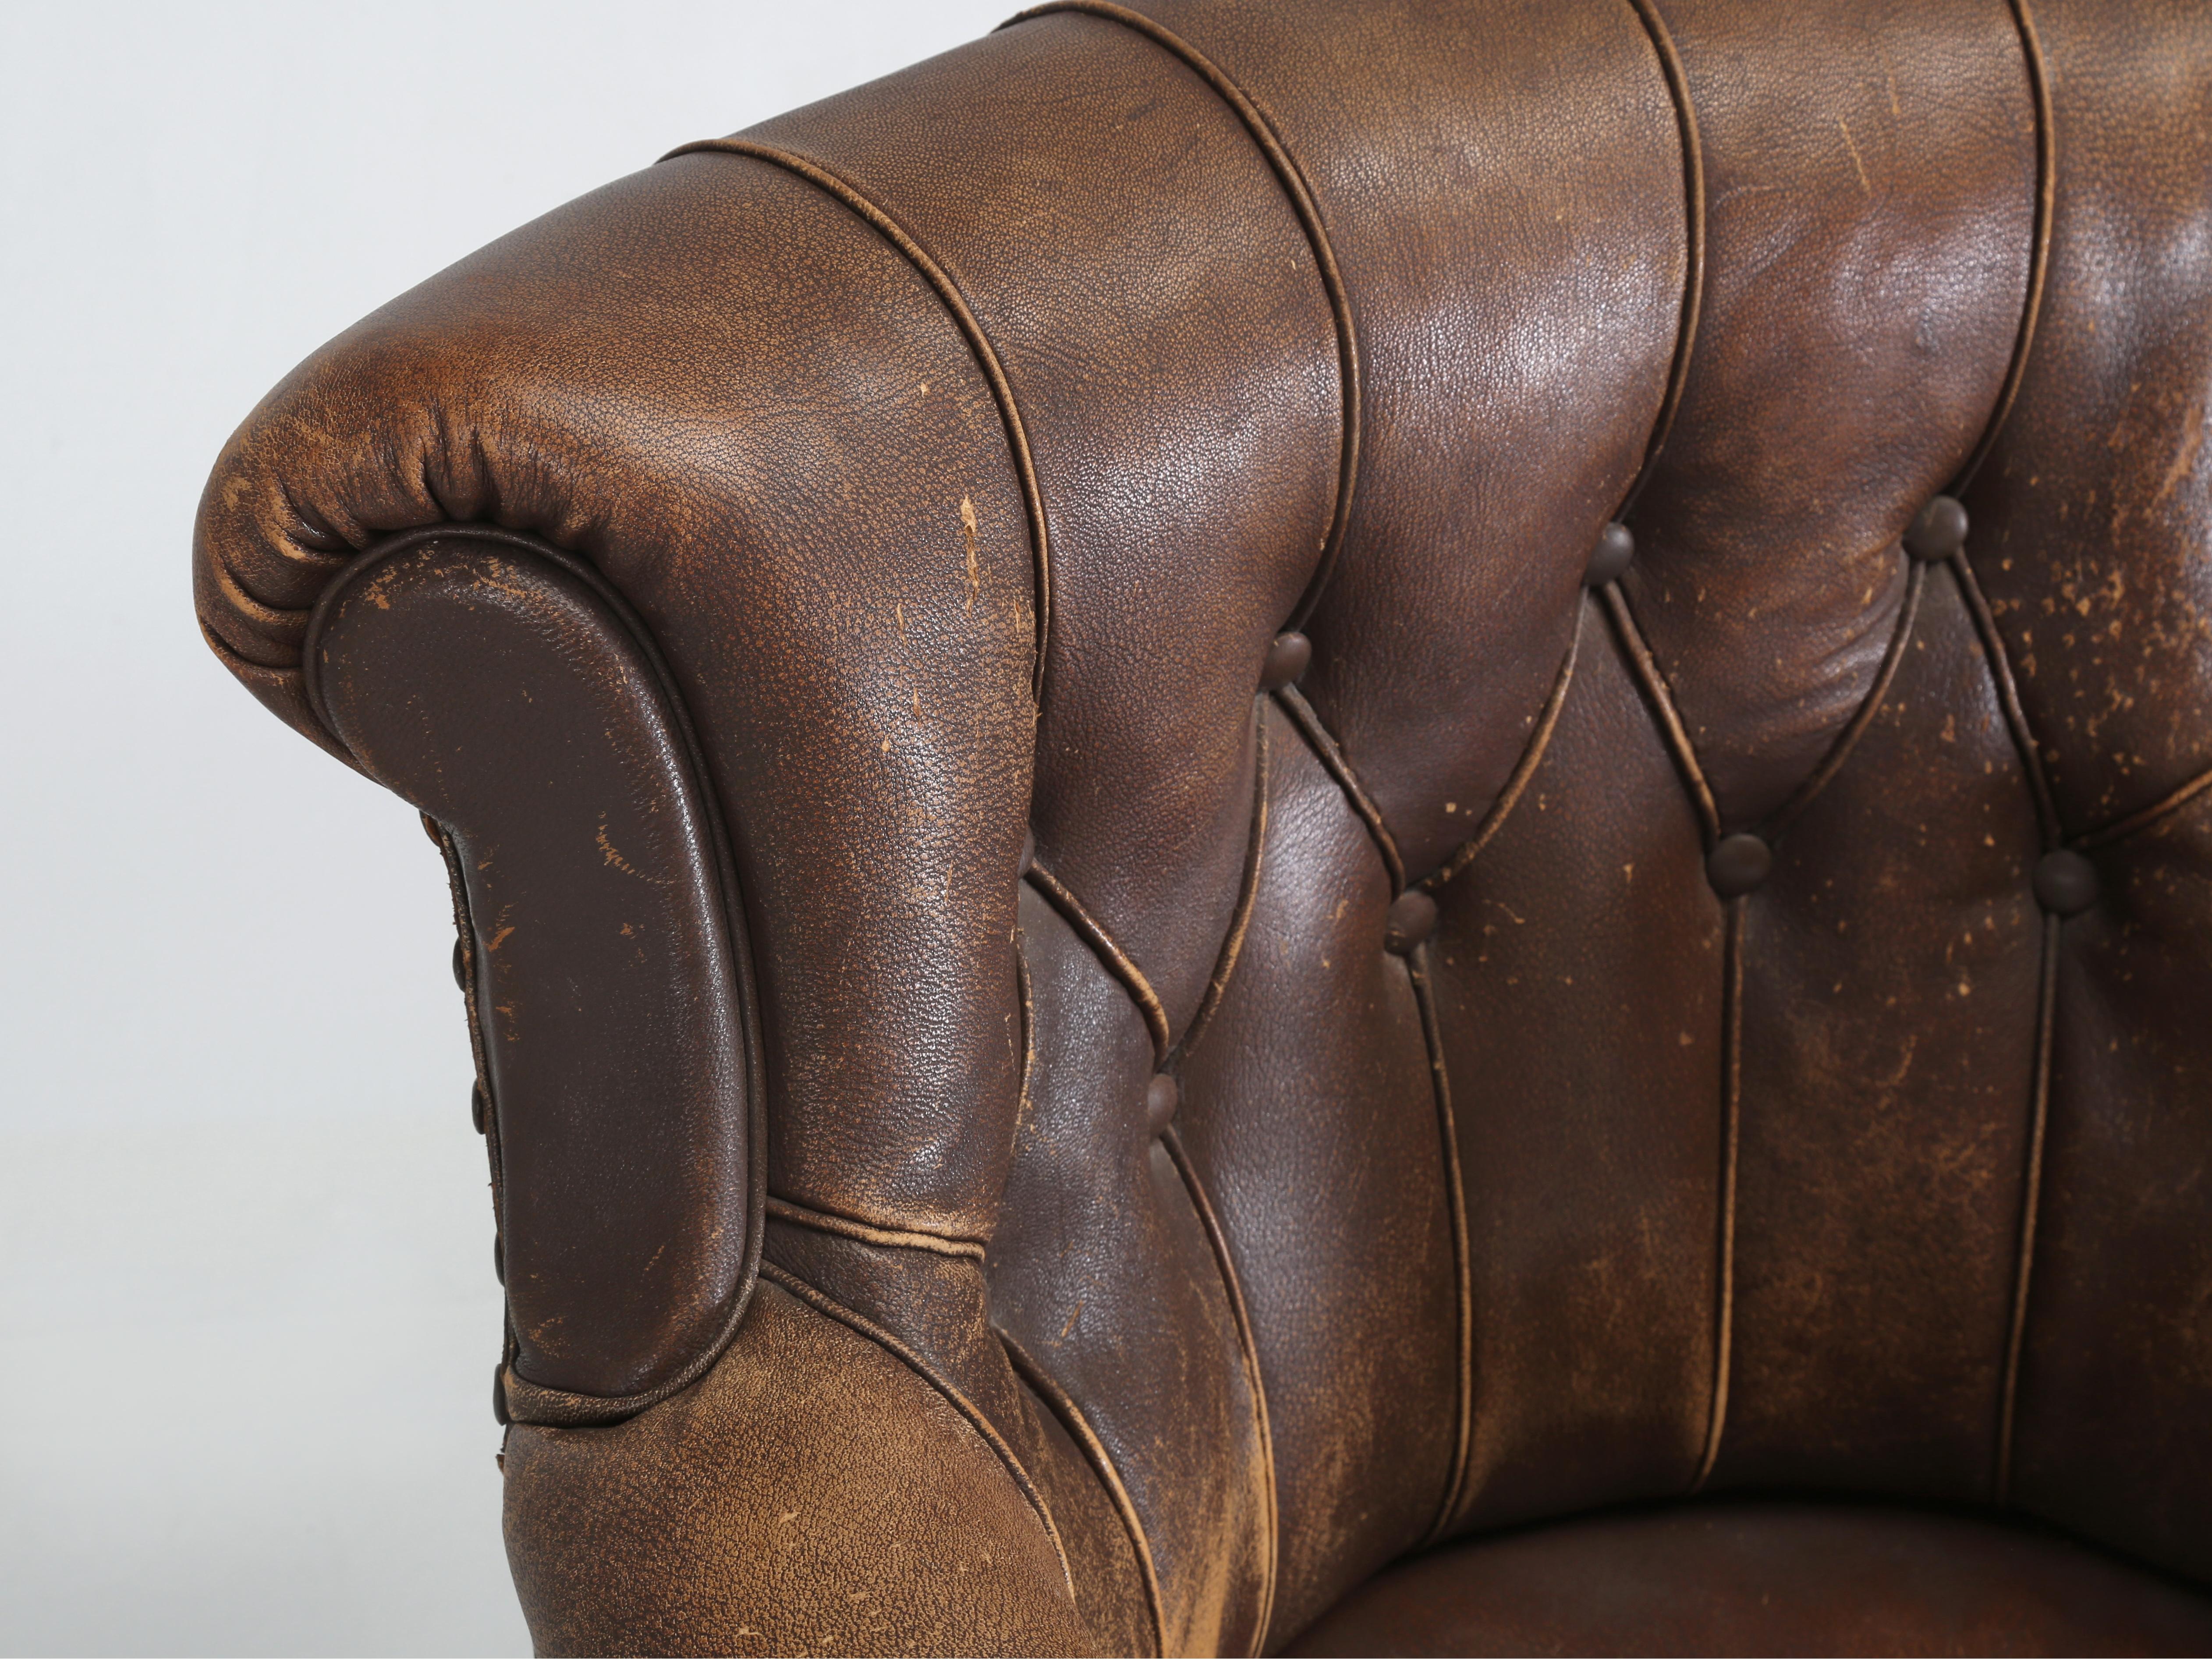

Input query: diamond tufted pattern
[194,0,2212,1652]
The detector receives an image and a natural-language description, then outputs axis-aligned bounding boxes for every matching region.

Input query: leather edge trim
[1024,861,1173,1060]
[1409,938,1475,1548]
[764,1195,988,1259]
[662,137,1055,709]
[1272,683,1406,893]
[301,525,769,1429]
[1165,700,1271,1070]
[1994,912,2061,1503]
[1599,583,1723,840]
[1003,0,1361,634]
[1690,895,1748,1492]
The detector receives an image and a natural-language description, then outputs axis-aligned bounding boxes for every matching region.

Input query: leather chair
[193,2,2212,1652]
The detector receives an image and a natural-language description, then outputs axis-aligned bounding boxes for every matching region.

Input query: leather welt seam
[1004,0,1361,631]
[1952,549,2061,845]
[1994,913,2060,1504]
[1159,1127,1278,1657]
[663,137,1055,707]
[1599,584,1722,840]
[1618,0,1705,514]
[1024,861,1173,1060]
[1422,604,1585,892]
[763,1195,987,1259]
[1763,560,1928,841]
[2072,763,2212,851]
[1273,683,1405,892]
[1166,701,1271,1072]
[1408,939,1474,1548]
[1955,0,2055,495]
[1691,897,1747,1492]
[756,1262,1078,1601]
[996,1325,1168,1659]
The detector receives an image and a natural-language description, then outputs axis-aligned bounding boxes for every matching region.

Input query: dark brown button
[1260,631,1312,691]
[1707,833,1772,897]
[471,1081,489,1135]
[1383,888,1438,954]
[2034,848,2100,916]
[421,811,443,847]
[1904,495,1969,562]
[492,1365,511,1426]
[1585,521,1635,586]
[1018,829,1035,878]
[452,937,468,989]
[1145,1073,1180,1135]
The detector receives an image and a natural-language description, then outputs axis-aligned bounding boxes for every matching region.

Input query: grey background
[0,3,1004,1652]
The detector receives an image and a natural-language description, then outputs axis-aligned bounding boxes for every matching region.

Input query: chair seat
[1286,1500,2212,1657]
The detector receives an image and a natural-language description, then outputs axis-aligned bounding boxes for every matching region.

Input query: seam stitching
[1422,605,1586,892]
[1158,1127,1279,1657]
[2074,763,2212,850]
[1952,551,2061,847]
[1995,913,2060,1503]
[1618,0,1707,515]
[997,1326,1167,1658]
[1599,584,1723,840]
[1272,683,1406,891]
[763,1196,988,1259]
[1409,937,1475,1546]
[1005,0,1360,630]
[1025,862,1173,1060]
[756,1262,1078,1600]
[663,137,1054,705]
[1691,895,1747,1491]
[1166,700,1272,1071]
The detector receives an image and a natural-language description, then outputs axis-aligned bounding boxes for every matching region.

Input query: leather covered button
[1145,1073,1180,1135]
[2034,848,2101,916]
[1585,521,1635,586]
[1904,495,1969,562]
[471,1081,489,1135]
[1260,631,1312,691]
[453,937,468,989]
[1383,888,1438,954]
[1707,833,1772,897]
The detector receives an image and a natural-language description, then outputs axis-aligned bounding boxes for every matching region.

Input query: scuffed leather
[194,0,2212,1653]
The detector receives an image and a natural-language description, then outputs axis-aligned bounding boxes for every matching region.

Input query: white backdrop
[0,4,1007,1653]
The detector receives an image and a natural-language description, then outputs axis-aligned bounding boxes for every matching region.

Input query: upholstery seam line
[1952,549,2061,846]
[1409,937,1474,1548]
[1617,0,1707,516]
[663,137,1054,705]
[1004,0,1361,632]
[1421,603,1585,892]
[1691,894,1746,1492]
[1159,1127,1279,1656]
[2073,763,2212,851]
[1272,683,1405,891]
[1024,861,1173,1060]
[1952,0,2055,496]
[763,1195,988,1259]
[996,1324,1168,1658]
[1165,700,1271,1073]
[1762,559,1929,840]
[1994,912,2059,1504]
[755,1261,1078,1601]
[1599,583,1723,840]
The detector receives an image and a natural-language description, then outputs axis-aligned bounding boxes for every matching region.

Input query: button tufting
[2033,848,2101,916]
[453,937,468,990]
[1585,521,1635,586]
[1904,495,1969,562]
[1383,888,1438,954]
[1260,631,1312,691]
[1145,1073,1180,1135]
[1707,833,1772,897]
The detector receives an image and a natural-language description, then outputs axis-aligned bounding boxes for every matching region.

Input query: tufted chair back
[195,1,2212,1652]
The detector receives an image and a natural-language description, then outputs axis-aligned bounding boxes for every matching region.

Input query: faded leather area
[503,1280,1098,1657]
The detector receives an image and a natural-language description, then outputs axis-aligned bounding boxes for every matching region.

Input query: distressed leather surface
[195,0,2212,1653]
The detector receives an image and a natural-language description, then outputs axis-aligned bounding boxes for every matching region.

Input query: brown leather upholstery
[193,1,2212,1653]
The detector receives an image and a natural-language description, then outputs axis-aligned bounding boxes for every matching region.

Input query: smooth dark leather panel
[308,532,758,1415]
[1286,1500,2212,1658]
